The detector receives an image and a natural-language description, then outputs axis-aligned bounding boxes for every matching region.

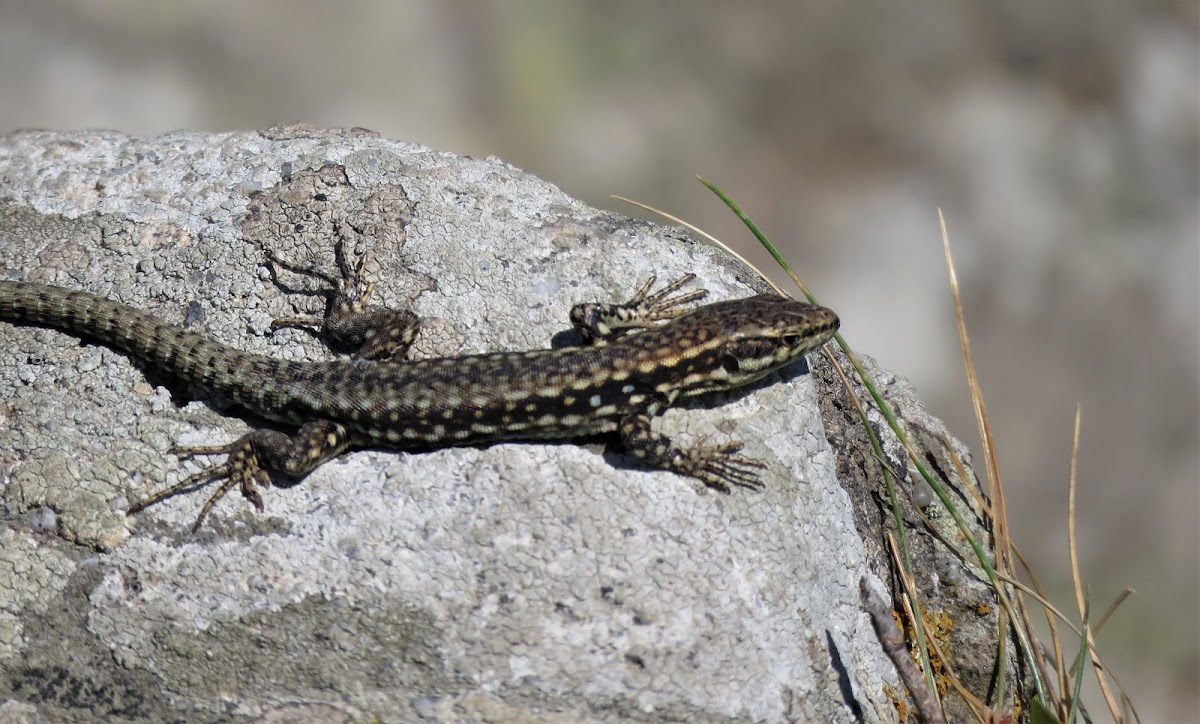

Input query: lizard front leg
[570,274,708,345]
[618,408,766,493]
[128,420,351,531]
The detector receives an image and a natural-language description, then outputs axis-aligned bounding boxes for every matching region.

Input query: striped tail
[0,280,288,412]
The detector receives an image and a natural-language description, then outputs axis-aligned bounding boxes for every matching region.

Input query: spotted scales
[0,249,839,531]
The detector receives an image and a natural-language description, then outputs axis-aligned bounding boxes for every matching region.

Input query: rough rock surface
[0,127,1004,722]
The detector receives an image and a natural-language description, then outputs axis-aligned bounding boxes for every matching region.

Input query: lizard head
[647,294,840,399]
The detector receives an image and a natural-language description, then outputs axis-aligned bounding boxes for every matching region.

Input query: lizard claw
[132,434,269,531]
[682,440,767,493]
[571,274,709,342]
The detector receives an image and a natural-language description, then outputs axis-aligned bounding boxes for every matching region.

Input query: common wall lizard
[0,253,839,531]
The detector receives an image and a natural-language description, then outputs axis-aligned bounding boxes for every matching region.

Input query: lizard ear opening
[721,355,741,374]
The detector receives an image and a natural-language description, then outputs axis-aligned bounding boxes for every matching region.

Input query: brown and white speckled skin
[0,274,838,529]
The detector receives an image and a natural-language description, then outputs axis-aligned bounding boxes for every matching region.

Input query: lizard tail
[0,280,283,404]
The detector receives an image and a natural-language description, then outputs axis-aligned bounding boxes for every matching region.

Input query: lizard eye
[722,355,741,374]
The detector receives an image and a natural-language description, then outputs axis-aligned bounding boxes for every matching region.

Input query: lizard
[0,247,839,531]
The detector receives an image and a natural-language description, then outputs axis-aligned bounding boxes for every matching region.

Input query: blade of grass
[694,177,804,291]
[937,209,1050,703]
[1066,407,1124,721]
[700,183,1049,704]
[1067,590,1090,724]
[620,183,1145,722]
[1090,588,1135,637]
[826,353,942,700]
[624,183,1053,706]
[617,188,947,706]
[610,195,784,295]
[1010,541,1068,706]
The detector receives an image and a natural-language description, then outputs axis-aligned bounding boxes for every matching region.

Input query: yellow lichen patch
[883,683,911,722]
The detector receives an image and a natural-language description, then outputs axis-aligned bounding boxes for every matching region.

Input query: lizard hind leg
[126,434,268,533]
[266,244,420,361]
[128,420,352,532]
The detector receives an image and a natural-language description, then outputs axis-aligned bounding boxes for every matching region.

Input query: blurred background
[0,1,1195,718]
